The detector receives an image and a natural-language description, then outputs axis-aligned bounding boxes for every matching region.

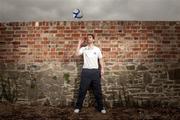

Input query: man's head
[87,34,95,44]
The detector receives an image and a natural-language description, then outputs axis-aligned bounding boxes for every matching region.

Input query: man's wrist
[101,69,104,74]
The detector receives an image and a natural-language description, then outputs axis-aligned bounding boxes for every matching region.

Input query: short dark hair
[87,34,95,39]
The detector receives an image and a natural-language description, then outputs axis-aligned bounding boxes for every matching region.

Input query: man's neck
[87,43,94,48]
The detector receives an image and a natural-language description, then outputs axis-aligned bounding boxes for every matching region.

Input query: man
[74,34,106,114]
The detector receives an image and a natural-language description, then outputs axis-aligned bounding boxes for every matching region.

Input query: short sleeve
[79,47,84,55]
[98,49,103,59]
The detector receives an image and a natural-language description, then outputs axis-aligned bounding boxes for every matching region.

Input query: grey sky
[0,0,180,22]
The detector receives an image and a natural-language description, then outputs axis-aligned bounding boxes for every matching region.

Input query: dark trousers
[75,69,104,111]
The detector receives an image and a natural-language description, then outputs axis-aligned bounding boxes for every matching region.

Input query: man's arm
[75,39,84,56]
[99,58,104,76]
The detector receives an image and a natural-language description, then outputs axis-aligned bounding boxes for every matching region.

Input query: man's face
[87,35,94,44]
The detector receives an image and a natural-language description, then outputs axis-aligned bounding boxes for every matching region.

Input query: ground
[0,102,179,120]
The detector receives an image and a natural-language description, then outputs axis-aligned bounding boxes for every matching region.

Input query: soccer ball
[72,8,83,19]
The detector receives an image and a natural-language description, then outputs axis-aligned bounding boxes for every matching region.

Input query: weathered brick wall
[0,21,180,107]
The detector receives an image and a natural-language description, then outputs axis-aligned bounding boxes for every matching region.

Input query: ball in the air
[72,9,83,19]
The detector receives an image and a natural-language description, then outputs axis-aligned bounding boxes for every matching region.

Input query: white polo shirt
[79,46,102,69]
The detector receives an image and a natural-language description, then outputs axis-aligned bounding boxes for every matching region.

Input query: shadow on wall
[0,72,18,103]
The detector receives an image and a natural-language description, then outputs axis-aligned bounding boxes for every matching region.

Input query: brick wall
[0,21,180,107]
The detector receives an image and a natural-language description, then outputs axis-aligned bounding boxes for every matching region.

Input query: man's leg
[75,69,91,110]
[91,70,104,111]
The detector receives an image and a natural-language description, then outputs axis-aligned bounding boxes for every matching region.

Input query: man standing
[74,34,106,114]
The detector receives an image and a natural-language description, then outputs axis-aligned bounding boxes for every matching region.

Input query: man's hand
[75,38,84,56]
[78,39,84,46]
[99,58,104,79]
[100,69,105,80]
[101,69,104,76]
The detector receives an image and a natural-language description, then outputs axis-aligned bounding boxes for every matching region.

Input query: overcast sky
[0,0,180,22]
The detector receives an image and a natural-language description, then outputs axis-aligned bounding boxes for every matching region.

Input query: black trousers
[75,69,104,111]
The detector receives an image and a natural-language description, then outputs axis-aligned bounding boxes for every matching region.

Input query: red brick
[27,41,35,44]
[34,45,42,48]
[2,31,14,34]
[12,41,20,45]
[154,30,162,33]
[34,59,43,62]
[162,41,170,44]
[0,27,6,30]
[132,33,140,36]
[13,27,21,30]
[132,48,141,51]
[71,26,80,29]
[41,41,50,44]
[15,31,28,34]
[72,34,80,37]
[5,60,15,63]
[102,48,111,51]
[64,30,73,33]
[146,26,155,30]
[175,26,180,29]
[94,30,103,33]
[41,26,49,30]
[56,34,64,37]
